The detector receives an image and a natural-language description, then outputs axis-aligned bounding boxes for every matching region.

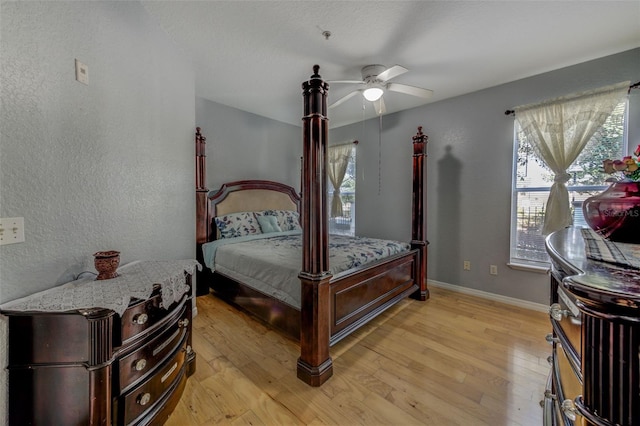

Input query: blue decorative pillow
[257,215,282,233]
[255,210,301,231]
[214,211,261,239]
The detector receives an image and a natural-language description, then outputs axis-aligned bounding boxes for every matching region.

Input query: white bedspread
[202,231,410,308]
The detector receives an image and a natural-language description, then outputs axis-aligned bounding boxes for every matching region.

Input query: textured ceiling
[142,1,640,128]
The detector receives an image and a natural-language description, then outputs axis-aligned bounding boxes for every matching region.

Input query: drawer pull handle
[549,303,573,321]
[545,333,558,344]
[546,355,553,365]
[561,399,578,421]
[543,389,556,400]
[137,392,151,406]
[178,318,189,328]
[134,358,147,371]
[133,313,148,325]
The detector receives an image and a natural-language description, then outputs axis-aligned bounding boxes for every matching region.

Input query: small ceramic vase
[94,250,120,280]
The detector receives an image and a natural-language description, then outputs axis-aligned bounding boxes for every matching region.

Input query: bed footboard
[329,250,419,344]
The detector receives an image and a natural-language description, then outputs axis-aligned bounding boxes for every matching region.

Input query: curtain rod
[330,140,358,147]
[504,80,640,116]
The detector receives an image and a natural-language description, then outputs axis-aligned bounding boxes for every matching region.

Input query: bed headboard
[210,180,300,216]
[199,179,301,244]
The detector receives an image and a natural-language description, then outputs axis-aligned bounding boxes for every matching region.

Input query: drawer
[118,304,189,392]
[550,287,581,367]
[553,345,586,426]
[120,288,187,344]
[556,344,582,409]
[551,399,565,426]
[119,344,186,425]
[542,370,558,426]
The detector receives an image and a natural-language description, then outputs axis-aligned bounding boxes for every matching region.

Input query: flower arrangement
[603,144,640,181]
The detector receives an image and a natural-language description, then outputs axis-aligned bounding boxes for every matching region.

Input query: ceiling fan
[328,64,433,115]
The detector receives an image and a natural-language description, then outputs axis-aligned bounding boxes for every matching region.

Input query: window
[510,100,628,267]
[328,144,356,236]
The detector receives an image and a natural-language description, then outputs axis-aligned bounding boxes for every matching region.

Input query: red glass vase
[582,181,640,243]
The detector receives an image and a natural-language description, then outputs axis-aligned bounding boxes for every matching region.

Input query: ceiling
[142,1,640,129]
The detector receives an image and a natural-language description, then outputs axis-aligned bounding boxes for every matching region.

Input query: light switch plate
[75,59,88,85]
[0,217,25,245]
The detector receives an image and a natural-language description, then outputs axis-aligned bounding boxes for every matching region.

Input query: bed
[195,65,429,386]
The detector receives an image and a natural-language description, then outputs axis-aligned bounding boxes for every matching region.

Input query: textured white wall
[331,48,640,306]
[0,2,195,423]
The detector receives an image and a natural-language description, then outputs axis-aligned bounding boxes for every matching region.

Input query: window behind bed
[328,143,356,236]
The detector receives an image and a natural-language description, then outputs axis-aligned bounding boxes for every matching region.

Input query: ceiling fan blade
[387,83,433,99]
[373,97,386,116]
[377,65,408,82]
[329,90,361,109]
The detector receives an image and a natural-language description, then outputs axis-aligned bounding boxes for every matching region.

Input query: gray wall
[331,48,640,306]
[0,2,195,422]
[196,97,302,190]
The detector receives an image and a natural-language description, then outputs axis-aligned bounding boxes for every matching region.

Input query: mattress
[202,231,410,308]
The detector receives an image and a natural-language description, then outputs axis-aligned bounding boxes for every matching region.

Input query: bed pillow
[257,215,282,234]
[255,210,302,231]
[281,210,302,231]
[214,211,262,239]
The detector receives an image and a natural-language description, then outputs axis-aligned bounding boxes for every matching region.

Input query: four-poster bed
[195,65,428,386]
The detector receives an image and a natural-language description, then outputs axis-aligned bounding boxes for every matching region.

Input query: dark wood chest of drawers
[2,262,197,425]
[545,228,640,426]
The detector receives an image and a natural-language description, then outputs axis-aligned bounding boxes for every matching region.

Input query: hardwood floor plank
[167,286,551,425]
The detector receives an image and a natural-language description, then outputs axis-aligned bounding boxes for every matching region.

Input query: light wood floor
[167,286,551,425]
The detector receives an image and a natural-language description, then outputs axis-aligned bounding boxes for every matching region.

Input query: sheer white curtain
[515,81,629,235]
[327,143,354,217]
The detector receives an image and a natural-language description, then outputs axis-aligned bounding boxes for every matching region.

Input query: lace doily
[0,260,201,316]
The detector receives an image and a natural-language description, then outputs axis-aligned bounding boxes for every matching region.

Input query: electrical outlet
[0,217,25,245]
[463,260,471,271]
[75,59,88,85]
[490,265,498,275]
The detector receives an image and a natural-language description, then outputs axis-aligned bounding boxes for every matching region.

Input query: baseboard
[427,279,548,313]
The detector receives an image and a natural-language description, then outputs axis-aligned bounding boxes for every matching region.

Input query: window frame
[508,99,629,270]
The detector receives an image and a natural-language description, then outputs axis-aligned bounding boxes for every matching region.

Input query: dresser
[1,259,199,426]
[545,227,640,426]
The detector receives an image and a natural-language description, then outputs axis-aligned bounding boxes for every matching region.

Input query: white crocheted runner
[0,259,201,316]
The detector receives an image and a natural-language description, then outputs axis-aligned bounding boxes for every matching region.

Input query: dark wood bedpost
[195,127,212,295]
[411,126,429,301]
[297,65,333,386]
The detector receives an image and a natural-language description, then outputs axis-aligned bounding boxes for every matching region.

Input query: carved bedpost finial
[413,126,427,146]
[196,127,207,191]
[196,127,206,142]
[312,64,321,78]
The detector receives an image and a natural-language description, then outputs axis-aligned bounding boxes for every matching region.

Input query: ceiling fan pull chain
[378,114,382,195]
[361,101,366,183]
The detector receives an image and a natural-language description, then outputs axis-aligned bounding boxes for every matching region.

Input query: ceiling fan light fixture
[363,87,384,102]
